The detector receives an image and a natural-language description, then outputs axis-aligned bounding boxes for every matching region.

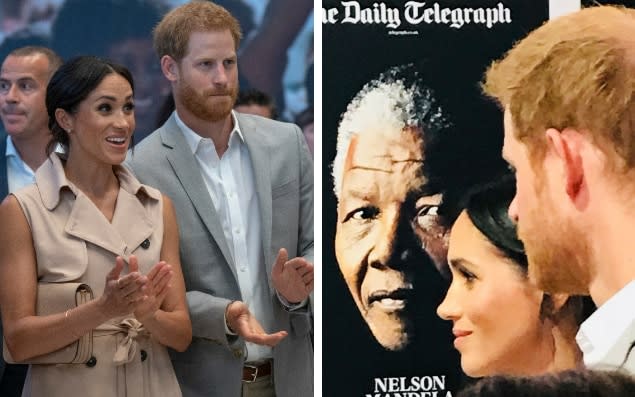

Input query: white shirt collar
[5,136,64,159]
[576,280,635,369]
[6,135,19,158]
[174,110,244,155]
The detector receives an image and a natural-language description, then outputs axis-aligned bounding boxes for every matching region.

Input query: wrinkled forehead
[340,127,428,202]
[345,125,425,170]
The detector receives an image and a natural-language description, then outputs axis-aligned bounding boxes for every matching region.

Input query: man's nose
[212,64,229,85]
[368,207,410,270]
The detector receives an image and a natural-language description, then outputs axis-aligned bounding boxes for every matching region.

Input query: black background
[323,1,550,395]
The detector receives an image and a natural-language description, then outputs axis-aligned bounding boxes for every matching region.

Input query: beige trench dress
[13,154,182,397]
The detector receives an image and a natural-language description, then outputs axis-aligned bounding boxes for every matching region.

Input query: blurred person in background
[234,88,277,120]
[0,44,62,397]
[50,0,170,142]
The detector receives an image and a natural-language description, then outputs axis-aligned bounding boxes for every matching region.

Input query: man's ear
[161,55,178,82]
[545,128,584,199]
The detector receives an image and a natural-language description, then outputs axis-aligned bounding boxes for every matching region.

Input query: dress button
[140,349,148,362]
[141,239,151,249]
[86,356,97,367]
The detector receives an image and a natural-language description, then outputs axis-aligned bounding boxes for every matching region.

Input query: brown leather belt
[242,360,272,382]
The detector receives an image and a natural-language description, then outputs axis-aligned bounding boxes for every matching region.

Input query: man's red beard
[178,81,238,122]
[518,181,592,295]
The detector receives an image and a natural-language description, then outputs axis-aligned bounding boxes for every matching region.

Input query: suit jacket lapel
[64,189,155,259]
[159,117,238,277]
[238,115,273,276]
[65,193,124,255]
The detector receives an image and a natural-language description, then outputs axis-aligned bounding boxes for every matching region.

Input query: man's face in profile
[335,124,448,351]
[503,109,590,295]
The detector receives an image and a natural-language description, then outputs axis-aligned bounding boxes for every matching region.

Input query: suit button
[141,349,148,362]
[141,239,151,249]
[86,356,97,367]
[232,349,242,358]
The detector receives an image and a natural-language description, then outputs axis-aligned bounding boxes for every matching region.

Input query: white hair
[332,65,447,199]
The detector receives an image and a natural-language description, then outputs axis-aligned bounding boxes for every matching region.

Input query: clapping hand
[225,301,287,346]
[271,248,313,304]
[132,257,173,323]
[99,255,148,318]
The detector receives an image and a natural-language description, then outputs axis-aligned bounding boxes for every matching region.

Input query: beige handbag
[3,282,94,364]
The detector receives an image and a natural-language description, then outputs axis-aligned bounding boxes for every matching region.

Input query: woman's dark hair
[456,174,596,322]
[46,56,134,153]
[463,174,527,270]
[458,368,635,397]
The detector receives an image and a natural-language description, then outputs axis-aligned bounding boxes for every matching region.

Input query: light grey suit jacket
[126,112,313,397]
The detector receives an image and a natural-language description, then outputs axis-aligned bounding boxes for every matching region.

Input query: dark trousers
[0,363,28,397]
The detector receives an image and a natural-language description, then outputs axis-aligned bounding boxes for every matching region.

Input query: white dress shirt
[6,135,36,193]
[576,280,635,373]
[176,111,274,362]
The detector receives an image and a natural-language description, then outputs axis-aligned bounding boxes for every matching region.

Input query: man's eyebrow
[343,187,375,200]
[0,77,37,83]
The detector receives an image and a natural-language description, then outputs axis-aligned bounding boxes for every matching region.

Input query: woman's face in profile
[437,211,552,377]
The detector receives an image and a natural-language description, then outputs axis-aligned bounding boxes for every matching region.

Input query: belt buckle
[244,363,259,383]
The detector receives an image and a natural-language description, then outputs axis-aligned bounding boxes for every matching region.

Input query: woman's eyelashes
[450,260,478,284]
[458,267,477,283]
[96,101,135,114]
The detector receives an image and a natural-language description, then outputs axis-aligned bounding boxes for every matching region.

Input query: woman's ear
[55,108,73,133]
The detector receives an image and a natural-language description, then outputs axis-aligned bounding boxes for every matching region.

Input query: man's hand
[271,248,314,304]
[225,301,287,346]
